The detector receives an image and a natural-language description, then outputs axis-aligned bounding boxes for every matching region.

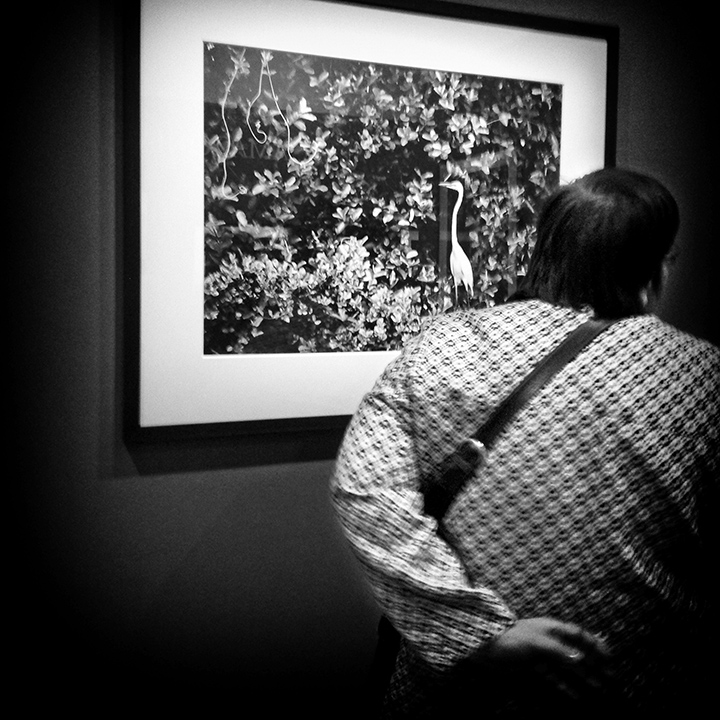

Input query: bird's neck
[450,204,460,243]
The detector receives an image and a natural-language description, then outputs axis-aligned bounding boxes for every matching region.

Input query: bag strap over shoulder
[474,317,615,448]
[423,317,616,522]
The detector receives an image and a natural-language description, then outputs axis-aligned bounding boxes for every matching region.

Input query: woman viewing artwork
[331,167,719,717]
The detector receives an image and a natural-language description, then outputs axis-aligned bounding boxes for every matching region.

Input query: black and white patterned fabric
[331,299,719,716]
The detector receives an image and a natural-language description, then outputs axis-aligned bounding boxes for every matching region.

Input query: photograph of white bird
[440,180,474,305]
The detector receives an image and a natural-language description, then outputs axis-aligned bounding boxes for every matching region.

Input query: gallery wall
[12,0,714,714]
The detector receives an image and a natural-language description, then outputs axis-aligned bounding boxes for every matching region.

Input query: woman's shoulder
[617,314,719,362]
[401,301,589,381]
[598,315,720,410]
[419,299,581,338]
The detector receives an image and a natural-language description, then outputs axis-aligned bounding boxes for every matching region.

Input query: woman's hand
[458,617,618,712]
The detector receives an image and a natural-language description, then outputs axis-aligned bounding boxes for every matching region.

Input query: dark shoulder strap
[423,317,616,522]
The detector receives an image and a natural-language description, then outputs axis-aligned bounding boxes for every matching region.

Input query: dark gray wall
[12,0,714,714]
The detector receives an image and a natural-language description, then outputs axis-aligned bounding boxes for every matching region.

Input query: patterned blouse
[331,299,719,716]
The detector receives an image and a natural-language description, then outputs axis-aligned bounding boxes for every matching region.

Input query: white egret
[440,180,474,304]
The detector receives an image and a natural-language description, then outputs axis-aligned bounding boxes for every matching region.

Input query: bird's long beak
[439,181,452,188]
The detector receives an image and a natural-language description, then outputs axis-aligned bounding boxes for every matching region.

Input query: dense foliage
[204,43,561,353]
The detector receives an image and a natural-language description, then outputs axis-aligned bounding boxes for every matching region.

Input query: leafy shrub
[203,43,561,353]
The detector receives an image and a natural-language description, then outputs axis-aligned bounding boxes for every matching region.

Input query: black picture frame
[122,0,618,441]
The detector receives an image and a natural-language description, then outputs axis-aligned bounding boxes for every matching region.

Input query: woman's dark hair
[515,167,679,318]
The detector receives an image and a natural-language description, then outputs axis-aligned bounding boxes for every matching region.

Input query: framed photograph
[128,0,617,435]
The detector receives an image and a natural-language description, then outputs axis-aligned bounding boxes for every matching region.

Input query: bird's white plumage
[440,180,474,303]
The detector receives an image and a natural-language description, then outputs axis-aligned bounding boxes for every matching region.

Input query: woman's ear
[643,253,675,312]
[640,285,650,309]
